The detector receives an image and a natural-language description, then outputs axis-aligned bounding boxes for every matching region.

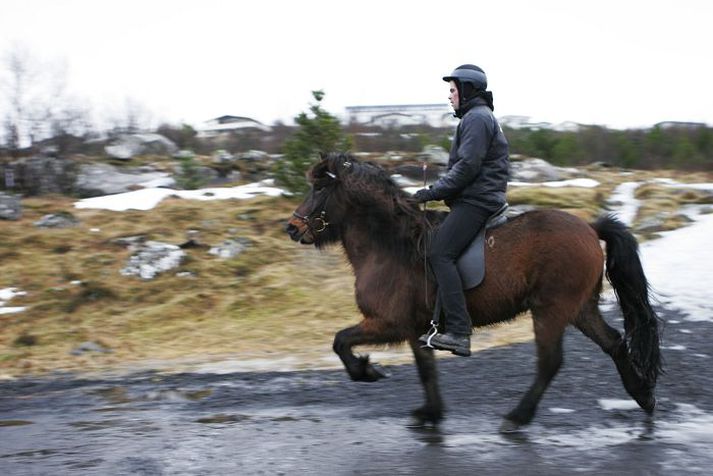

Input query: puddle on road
[90,385,214,405]
[438,402,713,453]
[195,414,250,424]
[0,420,34,427]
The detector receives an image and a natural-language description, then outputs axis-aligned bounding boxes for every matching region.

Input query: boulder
[34,212,78,228]
[509,158,564,182]
[0,192,22,220]
[209,238,251,259]
[70,341,112,355]
[2,154,77,196]
[235,150,275,181]
[120,241,185,280]
[236,150,269,162]
[76,163,175,197]
[105,133,178,160]
[212,149,235,164]
[417,145,449,166]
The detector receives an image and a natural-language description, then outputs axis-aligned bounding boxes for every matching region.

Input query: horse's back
[469,209,603,324]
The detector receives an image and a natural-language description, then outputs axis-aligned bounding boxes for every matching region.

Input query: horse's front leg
[332,319,398,382]
[408,339,444,425]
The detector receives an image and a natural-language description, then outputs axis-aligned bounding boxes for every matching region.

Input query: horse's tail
[592,214,662,387]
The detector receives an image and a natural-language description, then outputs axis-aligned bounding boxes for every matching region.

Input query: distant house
[345,104,457,128]
[655,121,706,130]
[499,115,582,132]
[198,115,271,138]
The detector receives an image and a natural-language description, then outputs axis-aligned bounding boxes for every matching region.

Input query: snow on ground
[604,179,713,322]
[74,180,284,212]
[0,288,27,315]
[607,182,641,226]
[641,205,713,322]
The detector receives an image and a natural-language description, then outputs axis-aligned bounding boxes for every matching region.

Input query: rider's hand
[413,188,435,203]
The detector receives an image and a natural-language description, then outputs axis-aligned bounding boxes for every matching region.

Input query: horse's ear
[319,152,328,161]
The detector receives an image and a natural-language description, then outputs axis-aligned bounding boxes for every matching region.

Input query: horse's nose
[286,222,300,241]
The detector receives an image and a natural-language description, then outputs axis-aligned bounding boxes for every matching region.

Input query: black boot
[419,332,471,357]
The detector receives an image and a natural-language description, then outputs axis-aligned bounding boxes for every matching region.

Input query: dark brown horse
[286,153,661,430]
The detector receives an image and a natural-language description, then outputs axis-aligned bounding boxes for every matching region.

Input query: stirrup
[421,320,439,349]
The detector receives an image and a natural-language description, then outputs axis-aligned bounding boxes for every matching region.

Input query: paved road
[1,307,712,475]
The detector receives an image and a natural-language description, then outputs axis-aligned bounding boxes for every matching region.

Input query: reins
[421,160,440,348]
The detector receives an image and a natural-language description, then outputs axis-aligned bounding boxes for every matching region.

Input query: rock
[121,241,185,280]
[70,341,111,355]
[76,163,174,197]
[236,150,269,162]
[105,133,178,160]
[509,158,564,182]
[212,149,235,164]
[391,163,442,182]
[2,154,77,196]
[635,214,670,233]
[0,192,22,220]
[173,149,195,160]
[111,235,147,247]
[235,151,274,181]
[209,238,251,259]
[417,145,449,166]
[33,212,78,228]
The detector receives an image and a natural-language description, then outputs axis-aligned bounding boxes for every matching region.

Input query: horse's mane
[311,153,441,265]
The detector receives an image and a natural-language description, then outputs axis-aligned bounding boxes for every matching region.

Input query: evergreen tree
[274,90,351,195]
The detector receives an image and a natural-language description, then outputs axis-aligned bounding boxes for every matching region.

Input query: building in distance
[344,104,457,128]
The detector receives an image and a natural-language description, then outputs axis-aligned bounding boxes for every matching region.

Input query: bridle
[292,171,338,235]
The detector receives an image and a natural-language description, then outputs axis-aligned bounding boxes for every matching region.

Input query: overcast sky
[1,0,711,129]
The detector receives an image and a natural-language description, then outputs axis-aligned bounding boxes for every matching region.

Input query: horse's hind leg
[575,299,656,412]
[333,319,399,382]
[408,339,444,425]
[503,308,566,430]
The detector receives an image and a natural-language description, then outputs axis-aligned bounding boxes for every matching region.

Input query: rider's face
[448,80,459,111]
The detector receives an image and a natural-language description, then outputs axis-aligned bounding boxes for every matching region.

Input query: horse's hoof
[499,418,524,434]
[364,362,390,381]
[637,394,656,414]
[409,406,443,428]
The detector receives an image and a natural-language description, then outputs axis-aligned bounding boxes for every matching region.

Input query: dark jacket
[428,97,509,211]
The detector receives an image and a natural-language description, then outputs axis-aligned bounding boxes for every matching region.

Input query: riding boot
[419,290,472,356]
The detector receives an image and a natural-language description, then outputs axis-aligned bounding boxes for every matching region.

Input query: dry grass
[1,165,711,377]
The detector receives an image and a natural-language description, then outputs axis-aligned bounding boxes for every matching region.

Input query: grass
[1,164,711,377]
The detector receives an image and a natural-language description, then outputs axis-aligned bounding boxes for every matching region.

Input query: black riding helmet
[443,64,487,101]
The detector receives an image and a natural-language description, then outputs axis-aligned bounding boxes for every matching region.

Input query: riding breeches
[428,203,492,335]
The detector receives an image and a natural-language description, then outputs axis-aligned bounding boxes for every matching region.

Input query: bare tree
[1,44,94,155]
[0,44,40,155]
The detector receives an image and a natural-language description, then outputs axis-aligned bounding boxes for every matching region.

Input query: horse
[285,152,662,430]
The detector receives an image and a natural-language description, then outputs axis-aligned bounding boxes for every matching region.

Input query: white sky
[1,0,712,129]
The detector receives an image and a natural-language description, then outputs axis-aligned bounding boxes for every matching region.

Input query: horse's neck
[339,215,419,272]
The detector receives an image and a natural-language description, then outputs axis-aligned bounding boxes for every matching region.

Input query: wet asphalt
[1,306,712,476]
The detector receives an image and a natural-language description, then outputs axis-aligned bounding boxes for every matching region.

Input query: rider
[413,64,510,357]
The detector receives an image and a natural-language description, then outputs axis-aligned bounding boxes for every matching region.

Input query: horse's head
[285,153,353,246]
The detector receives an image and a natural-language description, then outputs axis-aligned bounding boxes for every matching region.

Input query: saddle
[426,203,509,330]
[456,203,509,290]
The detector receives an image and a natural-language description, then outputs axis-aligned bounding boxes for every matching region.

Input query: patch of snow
[607,181,641,226]
[598,399,641,411]
[74,179,284,212]
[641,202,713,322]
[0,288,27,315]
